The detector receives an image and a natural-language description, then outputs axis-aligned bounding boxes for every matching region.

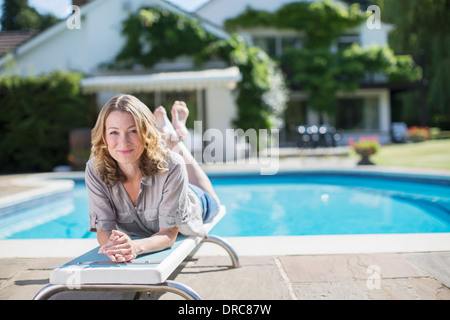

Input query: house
[0,0,240,155]
[0,0,399,151]
[196,0,396,146]
[0,30,38,57]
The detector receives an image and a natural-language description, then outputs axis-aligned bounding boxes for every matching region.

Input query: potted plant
[407,126,430,142]
[352,140,380,165]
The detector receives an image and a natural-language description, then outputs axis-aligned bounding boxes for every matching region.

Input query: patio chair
[33,205,239,300]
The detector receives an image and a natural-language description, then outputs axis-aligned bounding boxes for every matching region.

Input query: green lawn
[370,139,450,171]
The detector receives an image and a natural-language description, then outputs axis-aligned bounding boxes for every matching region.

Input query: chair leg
[33,284,71,300]
[33,280,202,300]
[201,234,240,268]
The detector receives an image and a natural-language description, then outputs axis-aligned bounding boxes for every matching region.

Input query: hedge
[0,71,96,173]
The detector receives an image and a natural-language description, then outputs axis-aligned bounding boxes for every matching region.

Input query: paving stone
[293,277,450,300]
[1,254,449,300]
[278,254,427,283]
[294,280,374,300]
[0,270,50,300]
[163,256,293,300]
[403,252,450,288]
[369,278,450,300]
[0,259,30,279]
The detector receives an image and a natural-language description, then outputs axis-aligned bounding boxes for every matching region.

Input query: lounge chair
[33,205,239,300]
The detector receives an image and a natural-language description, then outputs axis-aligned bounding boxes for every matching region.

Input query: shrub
[407,126,430,142]
[0,71,96,173]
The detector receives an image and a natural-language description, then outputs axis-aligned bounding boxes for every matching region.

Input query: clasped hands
[98,230,138,263]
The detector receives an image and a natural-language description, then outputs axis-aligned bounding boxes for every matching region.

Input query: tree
[226,0,422,122]
[374,0,450,129]
[1,0,59,31]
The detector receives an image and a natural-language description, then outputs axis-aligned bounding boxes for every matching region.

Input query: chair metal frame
[34,234,239,300]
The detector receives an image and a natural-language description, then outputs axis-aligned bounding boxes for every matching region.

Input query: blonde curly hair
[90,94,169,186]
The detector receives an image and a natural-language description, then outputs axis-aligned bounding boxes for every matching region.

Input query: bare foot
[171,101,189,141]
[154,106,179,145]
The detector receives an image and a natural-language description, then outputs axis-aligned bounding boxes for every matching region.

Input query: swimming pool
[1,171,449,239]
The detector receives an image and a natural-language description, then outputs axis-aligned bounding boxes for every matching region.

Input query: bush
[0,71,96,173]
[407,126,431,142]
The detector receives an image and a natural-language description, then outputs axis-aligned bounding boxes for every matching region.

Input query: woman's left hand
[98,230,138,263]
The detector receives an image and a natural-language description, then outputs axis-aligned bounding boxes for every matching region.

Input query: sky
[0,0,210,20]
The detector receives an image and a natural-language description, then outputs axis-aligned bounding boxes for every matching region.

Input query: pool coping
[1,233,449,258]
[0,172,84,213]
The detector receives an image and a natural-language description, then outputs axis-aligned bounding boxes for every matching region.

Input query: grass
[370,139,450,171]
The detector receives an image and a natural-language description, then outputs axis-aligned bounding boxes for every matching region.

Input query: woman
[85,94,220,263]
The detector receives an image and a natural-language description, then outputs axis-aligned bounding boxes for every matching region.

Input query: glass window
[160,91,198,129]
[337,34,360,50]
[362,98,379,130]
[134,91,198,129]
[282,36,303,52]
[254,35,303,58]
[334,97,379,130]
[253,36,277,57]
[283,99,308,142]
[133,93,156,111]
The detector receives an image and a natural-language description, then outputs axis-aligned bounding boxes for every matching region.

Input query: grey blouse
[85,152,206,238]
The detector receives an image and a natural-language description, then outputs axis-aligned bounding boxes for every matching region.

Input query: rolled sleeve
[158,154,187,230]
[85,160,117,232]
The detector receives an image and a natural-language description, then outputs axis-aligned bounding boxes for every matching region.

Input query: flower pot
[352,140,379,166]
[357,153,375,165]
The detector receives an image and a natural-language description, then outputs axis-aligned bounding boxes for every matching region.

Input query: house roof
[0,30,38,57]
[80,67,242,93]
[193,0,214,13]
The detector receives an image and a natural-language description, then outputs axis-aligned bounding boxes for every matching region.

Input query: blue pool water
[1,172,450,239]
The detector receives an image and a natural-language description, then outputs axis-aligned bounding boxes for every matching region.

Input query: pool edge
[1,233,449,258]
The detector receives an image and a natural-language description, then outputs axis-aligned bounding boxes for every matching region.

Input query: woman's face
[105,110,145,168]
